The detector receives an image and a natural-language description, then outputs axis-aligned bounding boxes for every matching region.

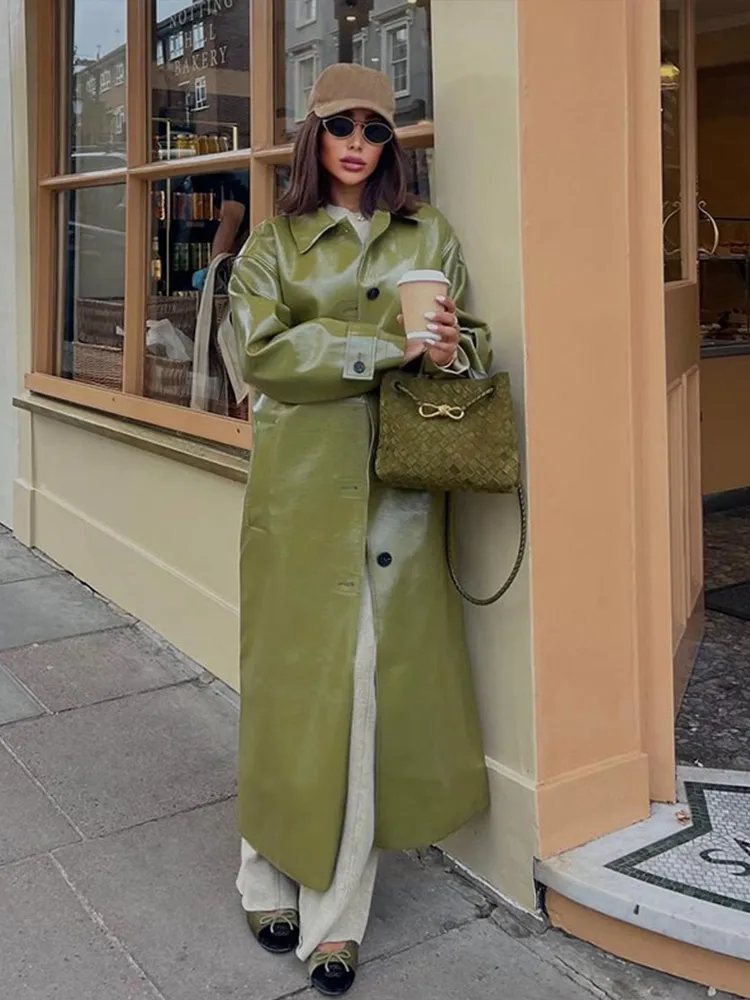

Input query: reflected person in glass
[230,64,492,997]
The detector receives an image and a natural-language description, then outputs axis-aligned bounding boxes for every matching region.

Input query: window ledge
[13,393,249,483]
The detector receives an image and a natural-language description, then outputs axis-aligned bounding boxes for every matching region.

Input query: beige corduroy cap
[308,63,396,128]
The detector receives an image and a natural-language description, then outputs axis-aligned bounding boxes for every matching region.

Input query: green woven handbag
[376,369,526,606]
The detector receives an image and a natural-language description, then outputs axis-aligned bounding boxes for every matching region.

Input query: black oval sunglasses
[322,115,394,147]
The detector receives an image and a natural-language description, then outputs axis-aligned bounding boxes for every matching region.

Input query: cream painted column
[0,0,23,527]
[432,0,537,911]
[11,0,34,543]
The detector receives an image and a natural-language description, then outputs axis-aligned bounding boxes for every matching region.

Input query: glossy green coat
[229,204,491,892]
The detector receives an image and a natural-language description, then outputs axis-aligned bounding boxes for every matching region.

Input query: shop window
[275,0,432,141]
[31,0,434,448]
[661,0,685,283]
[58,185,127,390]
[152,0,250,161]
[383,21,409,97]
[168,32,184,61]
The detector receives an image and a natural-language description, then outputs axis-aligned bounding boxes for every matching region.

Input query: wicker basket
[76,296,200,347]
[73,342,192,407]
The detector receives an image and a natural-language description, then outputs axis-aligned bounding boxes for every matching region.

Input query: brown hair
[278,114,419,219]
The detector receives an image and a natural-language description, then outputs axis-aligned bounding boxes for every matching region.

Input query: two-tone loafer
[307,942,359,996]
[246,908,300,954]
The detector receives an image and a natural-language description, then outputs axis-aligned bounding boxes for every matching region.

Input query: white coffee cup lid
[397,269,449,287]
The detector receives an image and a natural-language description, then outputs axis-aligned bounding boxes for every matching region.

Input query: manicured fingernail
[424,311,436,320]
[436,296,447,304]
[427,323,439,333]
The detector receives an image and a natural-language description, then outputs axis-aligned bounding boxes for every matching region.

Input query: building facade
[4,0,750,994]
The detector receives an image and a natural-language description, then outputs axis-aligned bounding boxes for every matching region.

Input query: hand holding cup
[397,269,459,368]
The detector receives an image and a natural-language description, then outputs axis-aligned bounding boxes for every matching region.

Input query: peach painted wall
[519,0,672,857]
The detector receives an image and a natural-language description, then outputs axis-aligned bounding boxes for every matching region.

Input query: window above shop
[29,0,435,449]
[168,32,184,61]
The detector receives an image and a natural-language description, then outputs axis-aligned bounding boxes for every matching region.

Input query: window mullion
[251,0,275,228]
[33,0,58,373]
[122,0,150,395]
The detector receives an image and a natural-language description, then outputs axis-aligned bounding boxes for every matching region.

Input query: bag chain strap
[444,486,527,606]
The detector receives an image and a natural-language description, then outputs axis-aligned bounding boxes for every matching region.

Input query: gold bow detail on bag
[418,402,466,420]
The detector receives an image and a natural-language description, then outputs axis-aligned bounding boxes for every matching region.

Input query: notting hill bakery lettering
[172,22,229,77]
[169,0,234,28]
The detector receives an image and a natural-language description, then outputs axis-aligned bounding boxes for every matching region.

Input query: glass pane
[58,185,127,388]
[275,0,433,142]
[275,147,433,208]
[146,168,250,416]
[661,0,684,282]
[151,0,250,161]
[67,0,127,173]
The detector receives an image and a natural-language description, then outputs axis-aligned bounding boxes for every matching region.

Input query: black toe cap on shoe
[310,961,356,997]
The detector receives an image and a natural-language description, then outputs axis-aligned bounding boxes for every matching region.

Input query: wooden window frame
[28,0,434,451]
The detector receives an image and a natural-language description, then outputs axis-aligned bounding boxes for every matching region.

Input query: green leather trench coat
[229,203,491,892]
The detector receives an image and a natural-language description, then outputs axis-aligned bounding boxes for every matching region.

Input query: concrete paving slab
[0,574,128,652]
[1,855,159,1000]
[363,851,489,963]
[0,626,198,712]
[354,919,599,1000]
[4,684,238,837]
[0,662,46,724]
[54,799,304,1000]
[0,532,57,584]
[0,743,79,865]
[494,910,741,1000]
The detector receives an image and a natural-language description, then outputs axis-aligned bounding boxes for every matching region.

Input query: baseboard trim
[547,891,750,998]
[537,752,650,859]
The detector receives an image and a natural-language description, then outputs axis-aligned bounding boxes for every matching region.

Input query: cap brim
[312,99,395,129]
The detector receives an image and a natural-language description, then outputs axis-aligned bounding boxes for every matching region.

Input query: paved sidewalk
[0,525,736,999]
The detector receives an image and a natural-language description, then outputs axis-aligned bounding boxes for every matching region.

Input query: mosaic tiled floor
[676,506,750,771]
[536,767,750,963]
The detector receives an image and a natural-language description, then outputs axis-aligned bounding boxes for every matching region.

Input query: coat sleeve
[229,221,407,405]
[422,233,493,377]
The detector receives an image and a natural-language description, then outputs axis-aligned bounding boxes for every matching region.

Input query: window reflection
[275,0,433,142]
[68,0,127,172]
[59,185,127,388]
[152,0,250,161]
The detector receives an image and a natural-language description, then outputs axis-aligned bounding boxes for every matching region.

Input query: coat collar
[289,207,418,254]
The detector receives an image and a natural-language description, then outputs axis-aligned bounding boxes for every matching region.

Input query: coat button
[377,552,392,568]
[367,287,380,301]
[353,360,366,374]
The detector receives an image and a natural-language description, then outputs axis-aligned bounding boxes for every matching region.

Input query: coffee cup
[397,269,451,343]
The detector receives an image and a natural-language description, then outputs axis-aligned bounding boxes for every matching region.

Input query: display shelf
[151,117,240,299]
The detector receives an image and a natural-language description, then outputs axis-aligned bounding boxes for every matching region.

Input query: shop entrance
[667,0,750,772]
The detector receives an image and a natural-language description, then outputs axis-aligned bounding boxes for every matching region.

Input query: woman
[229,63,491,996]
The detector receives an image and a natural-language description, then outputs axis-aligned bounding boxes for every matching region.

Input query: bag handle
[191,252,233,410]
[445,486,527,606]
